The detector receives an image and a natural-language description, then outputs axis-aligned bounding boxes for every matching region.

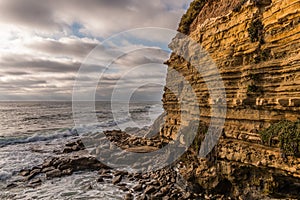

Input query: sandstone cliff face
[162,0,300,198]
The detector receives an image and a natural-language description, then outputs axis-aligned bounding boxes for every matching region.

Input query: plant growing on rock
[260,120,300,156]
[178,0,207,34]
[247,84,262,94]
[248,19,264,42]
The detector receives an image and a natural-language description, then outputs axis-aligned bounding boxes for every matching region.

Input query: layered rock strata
[161,0,300,198]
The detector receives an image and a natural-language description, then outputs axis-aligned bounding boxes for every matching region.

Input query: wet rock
[119,186,129,192]
[97,177,104,182]
[26,168,41,181]
[46,169,62,178]
[99,169,111,174]
[133,173,142,179]
[183,192,191,199]
[114,171,128,176]
[19,169,30,176]
[61,168,73,176]
[65,141,77,147]
[29,178,42,185]
[63,140,85,153]
[133,183,143,191]
[41,166,56,173]
[117,183,127,187]
[84,184,93,190]
[6,183,18,189]
[112,175,122,185]
[160,185,171,195]
[124,193,134,200]
[126,146,159,153]
[100,174,113,179]
[144,185,156,194]
[153,192,164,198]
[162,195,171,200]
[62,147,73,153]
[171,177,176,183]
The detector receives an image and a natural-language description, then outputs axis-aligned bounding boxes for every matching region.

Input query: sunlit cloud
[0,0,191,101]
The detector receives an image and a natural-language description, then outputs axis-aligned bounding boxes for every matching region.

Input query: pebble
[124,193,134,200]
[144,185,156,194]
[97,177,104,182]
[46,169,62,179]
[133,183,143,191]
[112,175,122,185]
[19,169,30,176]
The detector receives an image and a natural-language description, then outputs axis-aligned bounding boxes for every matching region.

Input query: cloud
[26,37,99,59]
[0,0,191,100]
[0,55,81,73]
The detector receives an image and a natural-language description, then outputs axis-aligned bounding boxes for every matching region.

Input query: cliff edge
[162,0,300,198]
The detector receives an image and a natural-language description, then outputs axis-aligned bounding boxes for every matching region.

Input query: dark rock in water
[136,194,148,200]
[144,185,156,194]
[62,147,73,153]
[112,175,122,185]
[63,140,85,153]
[19,169,30,176]
[99,169,111,175]
[61,168,73,176]
[6,183,18,189]
[117,183,127,187]
[26,168,41,181]
[124,193,134,200]
[46,169,62,179]
[160,185,171,195]
[41,166,56,173]
[84,184,93,190]
[65,141,77,147]
[114,171,128,176]
[183,192,191,199]
[133,173,142,179]
[99,174,113,179]
[153,192,164,198]
[29,178,42,185]
[119,186,129,192]
[133,183,143,191]
[97,177,104,182]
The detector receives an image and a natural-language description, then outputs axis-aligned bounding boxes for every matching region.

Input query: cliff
[162,0,300,198]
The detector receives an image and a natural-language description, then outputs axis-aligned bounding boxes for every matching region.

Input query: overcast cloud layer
[0,0,191,101]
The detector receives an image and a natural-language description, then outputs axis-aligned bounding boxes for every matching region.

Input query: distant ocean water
[0,101,163,199]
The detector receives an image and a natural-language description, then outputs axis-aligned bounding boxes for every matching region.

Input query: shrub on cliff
[260,120,300,156]
[248,19,264,42]
[178,0,207,34]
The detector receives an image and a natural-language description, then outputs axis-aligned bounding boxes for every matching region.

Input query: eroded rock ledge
[161,0,300,199]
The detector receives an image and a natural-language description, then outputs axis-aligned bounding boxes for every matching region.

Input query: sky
[0,0,192,101]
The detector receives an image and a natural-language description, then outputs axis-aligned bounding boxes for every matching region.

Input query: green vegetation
[260,120,300,156]
[178,0,207,34]
[248,19,264,42]
[247,84,262,93]
[254,48,271,64]
[249,73,260,81]
[261,49,271,61]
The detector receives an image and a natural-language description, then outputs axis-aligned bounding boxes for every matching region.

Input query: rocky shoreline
[6,130,228,200]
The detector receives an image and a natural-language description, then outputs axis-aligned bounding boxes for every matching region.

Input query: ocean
[0,101,163,199]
